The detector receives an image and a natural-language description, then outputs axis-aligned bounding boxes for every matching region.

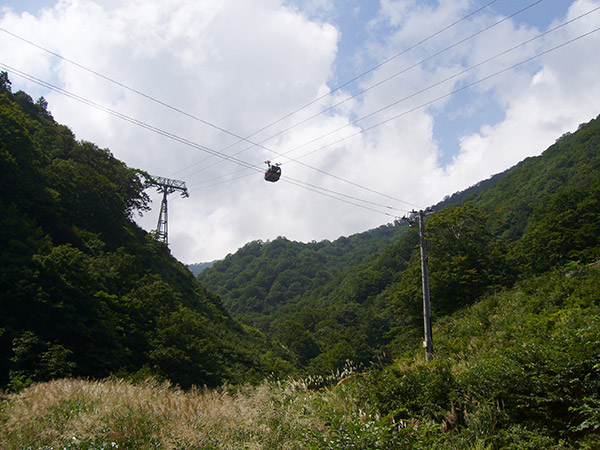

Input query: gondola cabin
[264,162,281,182]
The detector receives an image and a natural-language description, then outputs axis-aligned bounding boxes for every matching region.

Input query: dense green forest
[199,113,600,374]
[2,263,599,449]
[1,73,599,448]
[0,73,293,390]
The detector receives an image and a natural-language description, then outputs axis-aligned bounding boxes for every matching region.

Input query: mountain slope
[198,113,600,373]
[0,76,290,389]
[437,118,600,242]
[198,223,409,330]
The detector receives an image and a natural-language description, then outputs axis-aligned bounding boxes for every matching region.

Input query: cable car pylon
[148,175,189,246]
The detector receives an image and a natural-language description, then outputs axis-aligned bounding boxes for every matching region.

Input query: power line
[168,0,527,179]
[289,26,600,161]
[3,7,597,215]
[185,7,599,191]
[0,28,417,211]
[194,0,547,171]
[174,0,504,166]
[169,0,554,202]
[179,14,600,198]
[0,0,502,209]
[4,24,597,216]
[172,0,554,199]
[0,63,265,173]
[189,169,414,216]
[282,178,402,218]
[279,8,600,161]
[0,63,413,216]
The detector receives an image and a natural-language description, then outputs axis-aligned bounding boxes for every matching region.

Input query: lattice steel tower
[148,176,189,245]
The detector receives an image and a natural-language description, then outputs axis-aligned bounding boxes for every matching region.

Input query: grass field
[0,368,374,450]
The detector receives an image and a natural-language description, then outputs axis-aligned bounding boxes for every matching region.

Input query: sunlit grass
[0,367,367,450]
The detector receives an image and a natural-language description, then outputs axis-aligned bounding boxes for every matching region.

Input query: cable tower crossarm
[148,175,190,196]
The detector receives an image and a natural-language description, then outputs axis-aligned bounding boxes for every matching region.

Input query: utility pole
[412,209,433,362]
[148,176,189,246]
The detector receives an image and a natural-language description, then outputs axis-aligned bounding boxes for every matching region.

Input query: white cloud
[435,0,600,196]
[1,0,599,263]
[359,0,600,205]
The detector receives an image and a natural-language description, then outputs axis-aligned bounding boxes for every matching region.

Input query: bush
[368,359,456,421]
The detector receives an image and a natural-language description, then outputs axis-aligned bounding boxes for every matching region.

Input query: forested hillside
[1,73,599,447]
[198,221,411,370]
[199,114,600,374]
[199,223,407,324]
[0,74,291,389]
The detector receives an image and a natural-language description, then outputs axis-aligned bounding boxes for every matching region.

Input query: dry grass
[0,374,362,450]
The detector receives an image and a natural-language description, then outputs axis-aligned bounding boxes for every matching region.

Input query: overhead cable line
[0,28,417,210]
[185,168,411,212]
[0,26,252,159]
[4,5,595,214]
[189,0,547,172]
[280,176,412,213]
[172,0,553,203]
[169,0,518,178]
[177,9,600,193]
[0,63,410,216]
[0,0,501,209]
[281,177,401,218]
[0,63,264,174]
[186,6,598,191]
[187,171,256,189]
[5,23,596,215]
[234,0,503,142]
[278,7,600,160]
[288,26,600,161]
[186,171,413,214]
[173,0,504,169]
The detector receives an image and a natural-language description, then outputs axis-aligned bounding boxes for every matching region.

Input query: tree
[0,71,11,93]
[426,203,503,315]
[274,319,319,365]
[0,87,281,388]
[518,181,600,273]
[8,331,76,391]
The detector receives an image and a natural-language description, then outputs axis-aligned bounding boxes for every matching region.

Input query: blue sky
[283,0,579,165]
[1,0,599,262]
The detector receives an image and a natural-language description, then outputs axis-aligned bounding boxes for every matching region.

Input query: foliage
[4,265,598,450]
[198,225,412,374]
[0,75,288,389]
[517,180,600,273]
[198,113,600,373]
[2,71,600,447]
[366,264,600,448]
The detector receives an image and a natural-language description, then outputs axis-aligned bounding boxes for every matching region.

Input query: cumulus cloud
[356,0,600,204]
[1,0,598,262]
[435,0,600,194]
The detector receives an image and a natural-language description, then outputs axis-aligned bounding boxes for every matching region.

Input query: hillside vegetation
[0,74,291,390]
[2,263,599,449]
[1,72,599,448]
[199,114,600,373]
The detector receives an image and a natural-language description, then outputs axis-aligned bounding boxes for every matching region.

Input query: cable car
[264,161,281,182]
